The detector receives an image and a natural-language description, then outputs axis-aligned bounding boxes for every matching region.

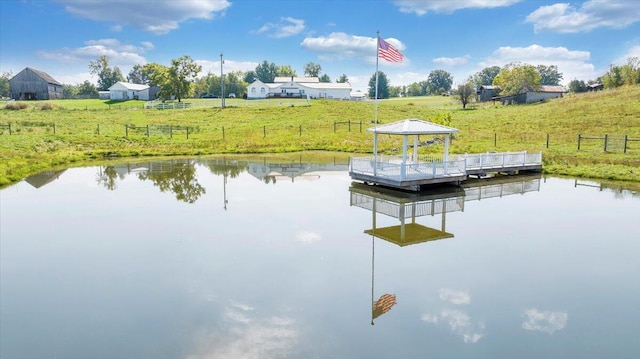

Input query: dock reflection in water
[350,174,542,324]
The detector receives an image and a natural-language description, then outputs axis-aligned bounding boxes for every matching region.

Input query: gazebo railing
[350,156,467,181]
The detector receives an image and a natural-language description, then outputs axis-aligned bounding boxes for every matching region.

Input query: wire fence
[0,120,638,154]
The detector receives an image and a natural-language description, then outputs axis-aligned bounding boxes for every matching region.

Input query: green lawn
[1,85,639,187]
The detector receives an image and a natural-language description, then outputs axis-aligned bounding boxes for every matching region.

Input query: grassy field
[1,85,639,188]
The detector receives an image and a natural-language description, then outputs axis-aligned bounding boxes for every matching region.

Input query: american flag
[378,37,403,63]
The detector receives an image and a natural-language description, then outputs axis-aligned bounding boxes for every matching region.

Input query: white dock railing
[457,151,542,170]
[350,151,542,183]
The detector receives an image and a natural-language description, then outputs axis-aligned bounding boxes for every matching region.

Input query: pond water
[1,154,639,359]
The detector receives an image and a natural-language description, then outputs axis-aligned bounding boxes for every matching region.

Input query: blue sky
[1,0,639,92]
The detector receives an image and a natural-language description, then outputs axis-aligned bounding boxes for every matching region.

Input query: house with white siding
[246,77,352,100]
[108,81,159,101]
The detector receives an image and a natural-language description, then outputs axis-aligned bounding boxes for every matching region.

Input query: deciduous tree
[471,66,501,90]
[0,71,12,98]
[167,55,201,102]
[319,74,331,83]
[337,74,349,83]
[277,65,297,77]
[492,63,541,95]
[455,82,475,109]
[304,62,322,77]
[89,55,124,91]
[426,69,453,95]
[536,65,563,85]
[568,79,587,93]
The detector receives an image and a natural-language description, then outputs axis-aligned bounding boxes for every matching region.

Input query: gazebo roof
[367,119,458,135]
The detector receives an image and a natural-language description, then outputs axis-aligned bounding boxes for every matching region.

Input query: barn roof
[539,85,566,93]
[274,76,319,83]
[109,81,150,91]
[17,67,62,85]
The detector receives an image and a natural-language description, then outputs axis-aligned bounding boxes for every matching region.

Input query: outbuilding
[9,67,63,100]
[108,81,159,101]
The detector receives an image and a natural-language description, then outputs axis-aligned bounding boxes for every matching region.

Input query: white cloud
[37,38,152,67]
[254,17,306,38]
[522,309,568,334]
[56,0,231,34]
[190,304,298,359]
[480,44,597,84]
[55,72,95,85]
[301,32,406,66]
[526,0,640,33]
[614,45,640,66]
[440,309,486,344]
[420,314,439,324]
[295,231,322,244]
[394,0,521,15]
[433,55,471,67]
[439,288,471,305]
[422,288,484,344]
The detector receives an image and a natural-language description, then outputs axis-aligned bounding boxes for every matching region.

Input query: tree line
[1,55,637,103]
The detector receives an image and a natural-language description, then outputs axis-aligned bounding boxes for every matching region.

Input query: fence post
[263,125,266,138]
[604,134,608,151]
[146,125,150,137]
[494,133,497,147]
[624,135,628,154]
[299,125,302,136]
[97,124,100,135]
[577,134,581,150]
[348,120,351,132]
[360,121,362,133]
[222,126,225,140]
[546,133,549,148]
[186,127,189,139]
[170,126,173,139]
[8,123,11,135]
[53,123,56,135]
[126,124,129,137]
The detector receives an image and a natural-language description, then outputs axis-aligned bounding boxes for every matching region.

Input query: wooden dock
[349,151,542,191]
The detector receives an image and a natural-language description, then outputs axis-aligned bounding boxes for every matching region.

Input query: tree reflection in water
[96,166,124,191]
[136,161,206,203]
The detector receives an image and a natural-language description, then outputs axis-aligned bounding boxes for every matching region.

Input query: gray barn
[9,67,64,100]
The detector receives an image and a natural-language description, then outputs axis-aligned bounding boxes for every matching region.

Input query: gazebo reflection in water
[350,173,542,325]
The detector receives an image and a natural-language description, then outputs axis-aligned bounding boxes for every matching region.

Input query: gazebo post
[401,135,408,179]
[413,134,419,164]
[444,134,451,174]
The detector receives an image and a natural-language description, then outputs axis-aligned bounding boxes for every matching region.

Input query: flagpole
[373,31,379,175]
[374,30,379,126]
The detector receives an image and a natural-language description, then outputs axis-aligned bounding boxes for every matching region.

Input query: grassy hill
[0,85,638,187]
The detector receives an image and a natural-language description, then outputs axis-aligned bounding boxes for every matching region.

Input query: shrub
[5,102,28,110]
[36,102,55,110]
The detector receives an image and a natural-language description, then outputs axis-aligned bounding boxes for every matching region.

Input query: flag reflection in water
[372,293,397,325]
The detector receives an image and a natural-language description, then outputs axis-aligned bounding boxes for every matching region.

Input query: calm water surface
[1,155,639,359]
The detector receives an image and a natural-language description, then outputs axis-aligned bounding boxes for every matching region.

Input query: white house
[246,77,352,100]
[108,81,159,101]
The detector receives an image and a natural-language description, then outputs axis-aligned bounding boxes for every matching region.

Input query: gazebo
[349,119,467,190]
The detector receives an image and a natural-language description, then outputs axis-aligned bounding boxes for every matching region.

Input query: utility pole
[220,53,225,108]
